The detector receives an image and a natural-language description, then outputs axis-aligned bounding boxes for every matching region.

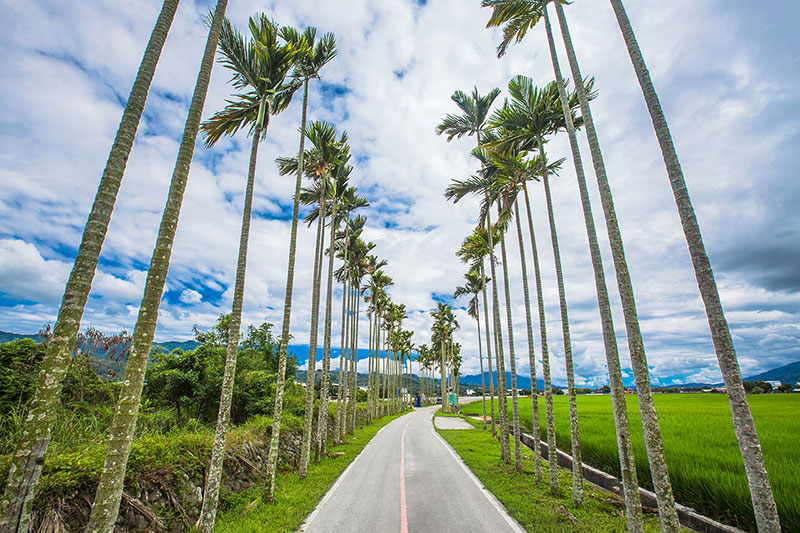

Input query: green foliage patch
[462,393,800,531]
[436,414,666,532]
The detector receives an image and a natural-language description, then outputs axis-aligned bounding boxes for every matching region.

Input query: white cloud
[0,0,798,385]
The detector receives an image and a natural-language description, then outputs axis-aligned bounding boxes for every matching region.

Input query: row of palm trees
[0,5,406,532]
[435,1,780,532]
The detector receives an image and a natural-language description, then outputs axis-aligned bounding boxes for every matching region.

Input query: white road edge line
[431,421,526,533]
[299,413,408,532]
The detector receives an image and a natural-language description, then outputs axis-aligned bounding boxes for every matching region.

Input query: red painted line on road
[400,418,413,533]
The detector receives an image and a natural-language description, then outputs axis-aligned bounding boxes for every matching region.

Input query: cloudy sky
[0,0,798,386]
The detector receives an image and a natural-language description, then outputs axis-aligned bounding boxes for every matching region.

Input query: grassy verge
[462,394,799,531]
[214,410,410,532]
[434,412,669,533]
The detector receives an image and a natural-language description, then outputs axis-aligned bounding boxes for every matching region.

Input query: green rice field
[461,393,799,531]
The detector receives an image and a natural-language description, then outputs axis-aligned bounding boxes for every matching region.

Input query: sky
[0,0,798,387]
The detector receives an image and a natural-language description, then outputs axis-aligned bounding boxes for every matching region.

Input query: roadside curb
[515,430,747,533]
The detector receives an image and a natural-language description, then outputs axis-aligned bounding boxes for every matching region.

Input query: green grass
[435,413,669,532]
[461,394,799,531]
[214,410,410,532]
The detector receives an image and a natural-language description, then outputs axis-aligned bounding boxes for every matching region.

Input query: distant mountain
[745,361,800,385]
[0,330,44,344]
[294,369,474,393]
[0,330,198,358]
[152,340,200,353]
[459,371,561,391]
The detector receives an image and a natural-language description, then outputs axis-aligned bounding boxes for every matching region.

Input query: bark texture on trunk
[476,307,487,430]
[499,223,522,471]
[336,276,348,443]
[0,3,181,530]
[513,199,542,482]
[299,186,327,478]
[198,126,260,532]
[541,9,644,529]
[486,206,510,463]
[541,164,584,506]
[550,1,678,525]
[84,3,227,530]
[520,184,558,493]
[267,78,310,501]
[316,199,338,462]
[348,290,359,433]
[440,338,447,414]
[608,2,780,530]
[480,262,496,437]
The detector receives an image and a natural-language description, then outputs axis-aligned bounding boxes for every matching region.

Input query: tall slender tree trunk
[384,326,388,416]
[475,305,487,430]
[299,185,327,478]
[267,77,310,501]
[365,310,372,424]
[83,3,227,530]
[541,10,644,528]
[440,338,447,414]
[480,262,496,437]
[0,3,181,529]
[609,2,780,530]
[513,199,542,482]
[499,206,522,471]
[341,283,352,439]
[336,277,348,444]
[316,199,338,462]
[520,184,558,492]
[197,125,261,532]
[348,291,360,433]
[541,149,584,505]
[550,1,678,524]
[486,205,510,463]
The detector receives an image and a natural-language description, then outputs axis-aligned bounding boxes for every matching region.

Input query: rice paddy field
[461,393,799,532]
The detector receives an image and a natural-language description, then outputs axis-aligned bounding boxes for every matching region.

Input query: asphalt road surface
[301,405,525,533]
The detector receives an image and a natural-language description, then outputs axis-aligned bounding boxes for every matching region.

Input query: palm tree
[487,76,593,503]
[334,214,370,437]
[0,2,181,529]
[347,249,368,431]
[483,2,673,524]
[294,122,349,478]
[454,269,489,429]
[362,255,388,422]
[315,168,352,463]
[192,16,298,530]
[266,26,337,501]
[84,2,230,531]
[607,3,780,529]
[457,230,497,436]
[495,197,523,471]
[437,85,510,459]
[366,268,391,419]
[482,148,557,482]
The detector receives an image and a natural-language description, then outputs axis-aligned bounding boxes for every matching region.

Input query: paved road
[302,405,525,533]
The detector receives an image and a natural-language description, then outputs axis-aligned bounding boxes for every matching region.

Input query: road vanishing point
[302,405,525,533]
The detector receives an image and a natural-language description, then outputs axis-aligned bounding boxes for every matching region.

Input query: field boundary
[515,428,747,533]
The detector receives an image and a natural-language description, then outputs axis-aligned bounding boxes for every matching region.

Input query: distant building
[765,380,782,389]
[466,389,476,396]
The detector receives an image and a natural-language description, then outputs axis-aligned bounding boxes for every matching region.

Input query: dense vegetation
[462,394,800,531]
[0,317,301,459]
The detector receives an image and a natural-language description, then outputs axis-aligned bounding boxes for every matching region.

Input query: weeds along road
[301,405,524,533]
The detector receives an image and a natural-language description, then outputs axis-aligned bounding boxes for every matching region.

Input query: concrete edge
[512,430,748,533]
